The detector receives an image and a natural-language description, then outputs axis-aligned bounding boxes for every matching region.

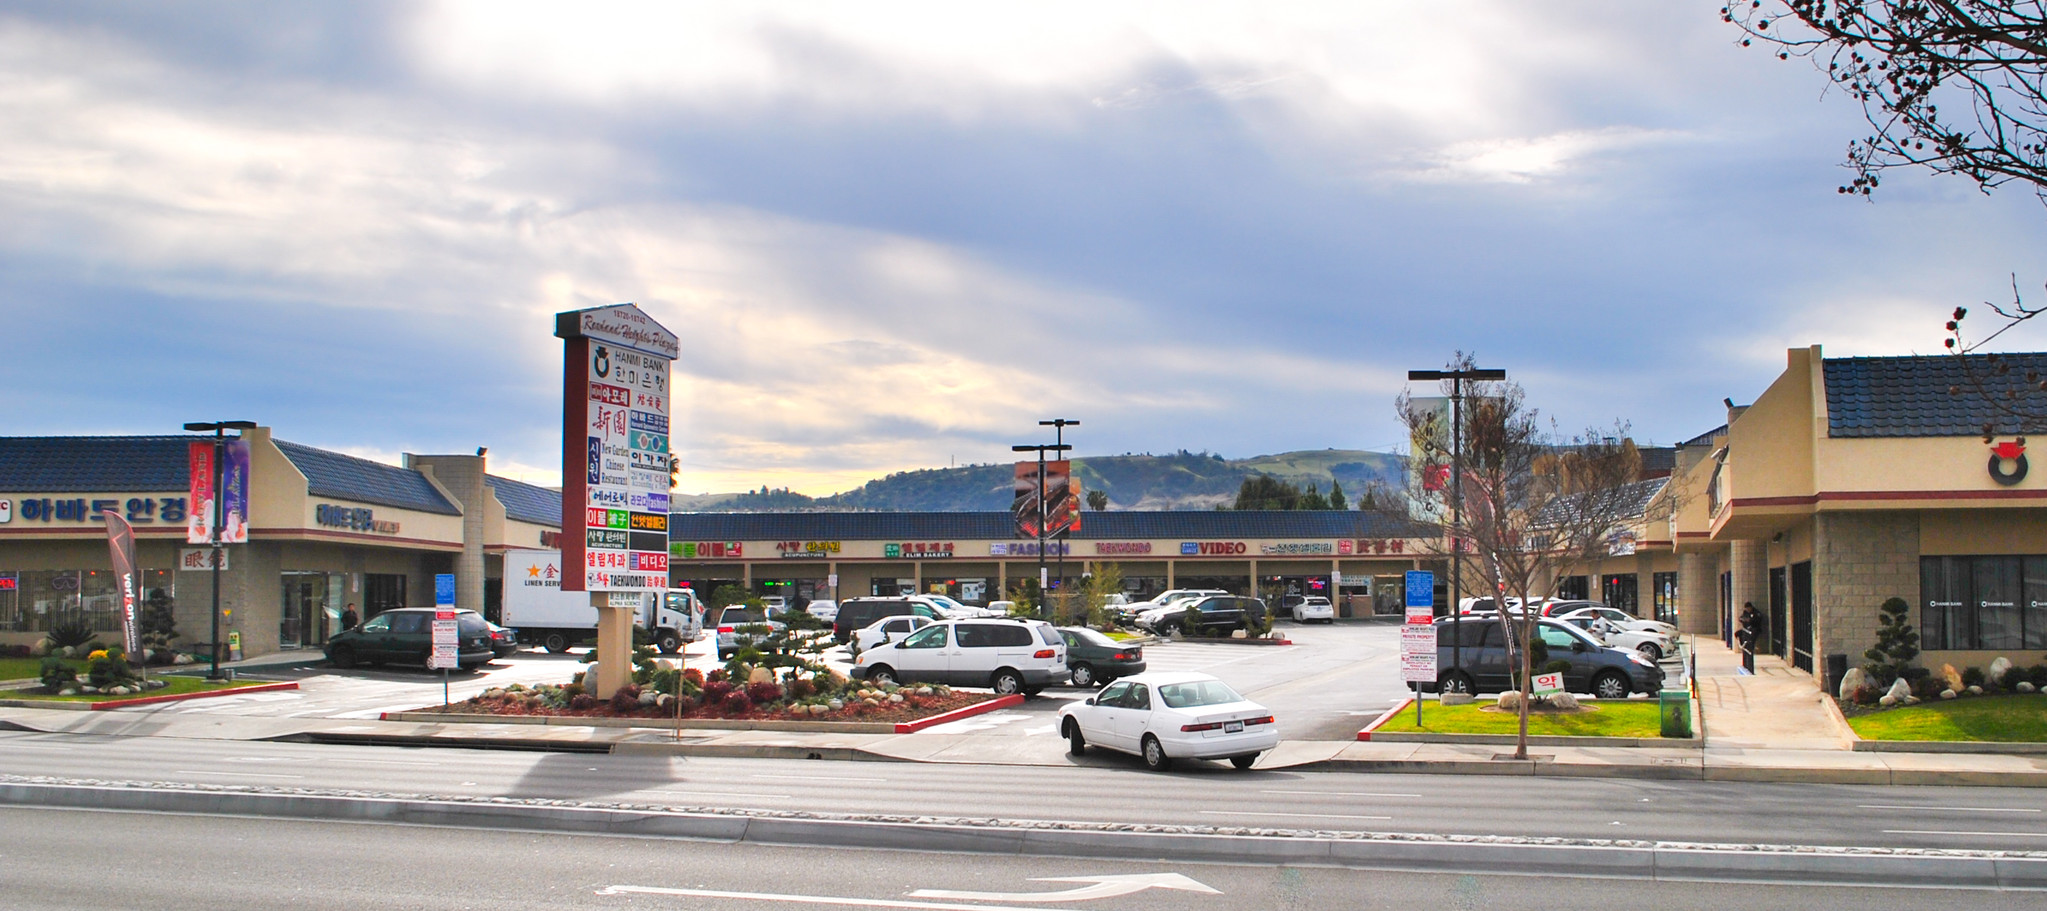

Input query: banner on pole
[100,508,141,656]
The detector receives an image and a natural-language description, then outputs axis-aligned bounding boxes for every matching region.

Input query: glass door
[279,572,332,649]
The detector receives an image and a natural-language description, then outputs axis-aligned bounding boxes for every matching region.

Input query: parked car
[760,595,789,612]
[716,605,787,660]
[1290,596,1334,624]
[1116,589,1225,624]
[1557,615,1675,660]
[485,620,519,659]
[1057,671,1278,771]
[1136,595,1267,637]
[832,597,945,644]
[1426,616,1663,699]
[851,614,936,657]
[912,593,1004,619]
[1551,604,1679,639]
[325,607,494,670]
[987,600,1017,615]
[1057,626,1146,687]
[804,599,840,623]
[849,618,1066,695]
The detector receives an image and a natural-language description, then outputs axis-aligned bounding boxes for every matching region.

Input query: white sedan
[1557,615,1675,660]
[1291,596,1334,623]
[1554,606,1679,639]
[1057,671,1278,771]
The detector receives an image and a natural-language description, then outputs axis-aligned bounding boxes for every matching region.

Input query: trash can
[1659,687,1693,739]
[1825,653,1848,697]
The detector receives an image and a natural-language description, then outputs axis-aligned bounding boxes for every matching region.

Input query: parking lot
[110,619,1412,742]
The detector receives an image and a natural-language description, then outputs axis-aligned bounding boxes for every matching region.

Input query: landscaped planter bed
[1844,693,2047,746]
[429,686,993,726]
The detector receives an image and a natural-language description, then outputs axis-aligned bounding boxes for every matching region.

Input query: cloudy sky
[6,2,2045,495]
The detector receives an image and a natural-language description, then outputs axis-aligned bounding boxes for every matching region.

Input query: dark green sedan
[1056,626,1147,688]
[326,607,494,670]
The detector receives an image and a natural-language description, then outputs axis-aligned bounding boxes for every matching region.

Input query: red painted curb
[1357,696,1415,741]
[895,693,1025,734]
[89,681,299,711]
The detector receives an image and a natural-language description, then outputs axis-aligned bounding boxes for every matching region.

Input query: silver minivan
[850,618,1066,696]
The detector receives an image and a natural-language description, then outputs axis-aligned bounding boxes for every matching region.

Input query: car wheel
[1637,642,1663,661]
[1141,734,1172,771]
[542,633,570,654]
[868,665,899,687]
[329,646,355,669]
[1063,718,1087,755]
[1069,663,1096,688]
[991,669,1025,695]
[1438,670,1476,695]
[656,631,682,654]
[1593,670,1631,699]
[1229,754,1258,770]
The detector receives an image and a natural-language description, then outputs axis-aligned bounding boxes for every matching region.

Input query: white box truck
[502,549,703,654]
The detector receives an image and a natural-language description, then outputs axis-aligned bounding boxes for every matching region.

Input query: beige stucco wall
[1722,346,1819,509]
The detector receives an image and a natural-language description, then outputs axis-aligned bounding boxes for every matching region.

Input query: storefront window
[1920,555,2047,650]
[1602,574,1639,616]
[0,569,172,633]
[1652,572,1678,626]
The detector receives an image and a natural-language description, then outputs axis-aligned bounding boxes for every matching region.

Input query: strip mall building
[0,427,561,657]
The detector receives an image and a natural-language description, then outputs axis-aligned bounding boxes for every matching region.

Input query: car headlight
[1628,652,1655,668]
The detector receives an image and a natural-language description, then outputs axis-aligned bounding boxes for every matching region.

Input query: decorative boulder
[1441,692,1476,706]
[888,693,904,703]
[1941,663,1964,692]
[637,691,658,706]
[748,666,774,686]
[1884,677,1911,704]
[30,639,51,657]
[656,694,675,709]
[1967,685,1984,696]
[1548,692,1582,711]
[1904,695,1921,705]
[2020,681,2039,693]
[1879,693,1899,707]
[1941,688,1958,700]
[828,699,844,710]
[1838,667,1869,702]
[1496,691,1523,712]
[1230,629,1248,639]
[1990,657,2014,682]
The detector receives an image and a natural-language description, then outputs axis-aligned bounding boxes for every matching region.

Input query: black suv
[1142,595,1267,637]
[831,597,945,644]
[1426,616,1662,698]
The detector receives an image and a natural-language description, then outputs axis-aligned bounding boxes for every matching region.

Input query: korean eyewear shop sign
[187,439,251,545]
[8,496,188,526]
[557,304,677,594]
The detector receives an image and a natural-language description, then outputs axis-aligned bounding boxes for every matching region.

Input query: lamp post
[1038,419,1079,607]
[183,420,257,681]
[1405,367,1504,680]
[1011,442,1071,618]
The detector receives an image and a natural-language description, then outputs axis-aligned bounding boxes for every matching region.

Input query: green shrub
[2031,664,2047,688]
[1998,665,2029,690]
[1962,666,1987,689]
[48,619,96,650]
[38,657,76,691]
[1861,597,1919,686]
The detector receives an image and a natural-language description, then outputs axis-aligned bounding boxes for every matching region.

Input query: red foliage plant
[746,681,783,704]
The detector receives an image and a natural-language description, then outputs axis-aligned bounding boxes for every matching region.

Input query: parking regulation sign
[1400,626,1438,683]
[429,607,460,670]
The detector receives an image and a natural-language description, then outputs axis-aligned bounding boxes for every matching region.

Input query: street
[1,806,2030,910]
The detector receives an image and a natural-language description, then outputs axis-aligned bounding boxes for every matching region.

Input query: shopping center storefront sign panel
[557,304,678,593]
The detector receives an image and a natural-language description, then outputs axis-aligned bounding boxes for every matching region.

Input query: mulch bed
[428,690,992,725]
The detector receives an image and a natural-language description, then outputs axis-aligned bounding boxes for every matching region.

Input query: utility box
[1659,687,1693,739]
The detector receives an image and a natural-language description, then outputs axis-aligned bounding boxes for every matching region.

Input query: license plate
[1224,721,1244,733]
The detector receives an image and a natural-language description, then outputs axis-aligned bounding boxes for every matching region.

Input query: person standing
[1736,601,1761,673]
[341,603,360,631]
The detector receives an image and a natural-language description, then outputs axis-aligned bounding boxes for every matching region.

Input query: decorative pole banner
[100,508,141,656]
[187,441,215,544]
[221,438,251,544]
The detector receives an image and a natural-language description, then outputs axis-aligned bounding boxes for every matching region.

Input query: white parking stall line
[174,770,304,780]
[1884,829,2047,838]
[1260,790,1423,799]
[648,790,793,801]
[1200,810,1392,821]
[1860,805,2040,813]
[750,774,890,783]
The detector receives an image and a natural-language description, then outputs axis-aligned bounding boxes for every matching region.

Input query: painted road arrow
[910,873,1222,903]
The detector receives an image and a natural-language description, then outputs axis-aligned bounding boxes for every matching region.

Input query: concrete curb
[1853,740,2047,755]
[895,693,1023,733]
[1354,696,1703,749]
[6,779,2046,887]
[376,712,899,734]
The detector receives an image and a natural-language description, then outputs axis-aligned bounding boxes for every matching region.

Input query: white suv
[850,618,1066,696]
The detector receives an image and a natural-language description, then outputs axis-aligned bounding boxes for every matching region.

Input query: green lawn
[1847,694,2047,742]
[3,675,267,703]
[0,657,80,681]
[1373,699,1665,738]
[1103,630,1144,641]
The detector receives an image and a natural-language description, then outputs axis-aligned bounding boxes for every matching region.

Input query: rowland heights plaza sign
[556,303,679,697]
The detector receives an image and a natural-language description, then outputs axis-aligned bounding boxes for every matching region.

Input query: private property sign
[1401,570,1437,684]
[557,304,677,594]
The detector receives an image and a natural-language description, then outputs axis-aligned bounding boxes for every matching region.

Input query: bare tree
[1400,369,1647,759]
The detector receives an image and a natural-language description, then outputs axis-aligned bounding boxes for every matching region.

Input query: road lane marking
[648,790,792,800]
[750,774,889,783]
[173,770,303,779]
[911,873,1219,902]
[1199,811,1391,821]
[1861,805,2040,813]
[600,886,1124,911]
[1261,790,1422,798]
[1884,829,2047,838]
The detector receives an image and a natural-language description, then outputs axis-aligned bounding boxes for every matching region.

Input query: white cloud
[1403,127,1689,184]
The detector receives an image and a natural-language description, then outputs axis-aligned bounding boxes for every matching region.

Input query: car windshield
[1065,628,1117,648]
[722,607,765,624]
[1157,679,1244,708]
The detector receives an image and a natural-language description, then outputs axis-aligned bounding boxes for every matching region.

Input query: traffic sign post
[1403,571,1437,725]
[431,573,458,704]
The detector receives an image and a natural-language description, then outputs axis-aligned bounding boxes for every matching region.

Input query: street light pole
[1011,441,1071,618]
[1039,419,1079,606]
[1405,367,1504,682]
[184,420,257,681]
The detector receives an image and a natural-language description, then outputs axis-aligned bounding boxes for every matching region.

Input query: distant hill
[674,449,1407,512]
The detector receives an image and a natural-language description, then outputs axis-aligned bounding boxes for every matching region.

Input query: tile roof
[486,475,563,526]
[275,440,460,515]
[1824,354,2047,438]
[669,510,1440,542]
[0,435,204,492]
[1679,424,1727,448]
